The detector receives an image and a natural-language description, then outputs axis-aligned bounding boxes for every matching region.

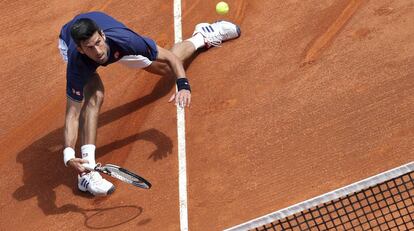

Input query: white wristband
[63,147,76,166]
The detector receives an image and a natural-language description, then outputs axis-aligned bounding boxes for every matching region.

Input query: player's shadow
[12,74,174,216]
[13,47,204,218]
[58,204,145,229]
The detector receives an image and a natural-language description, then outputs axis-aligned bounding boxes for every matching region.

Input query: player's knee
[170,43,179,53]
[160,64,175,77]
[88,91,104,108]
[170,43,185,62]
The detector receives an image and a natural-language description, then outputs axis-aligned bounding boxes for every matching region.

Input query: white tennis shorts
[58,38,152,69]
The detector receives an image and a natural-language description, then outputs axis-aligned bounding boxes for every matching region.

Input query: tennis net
[225,162,414,231]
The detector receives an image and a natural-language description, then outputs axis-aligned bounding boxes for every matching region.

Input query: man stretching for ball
[59,11,241,196]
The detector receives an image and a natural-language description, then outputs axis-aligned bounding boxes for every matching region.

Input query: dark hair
[70,18,101,46]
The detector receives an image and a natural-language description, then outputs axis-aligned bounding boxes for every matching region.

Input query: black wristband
[176,78,191,92]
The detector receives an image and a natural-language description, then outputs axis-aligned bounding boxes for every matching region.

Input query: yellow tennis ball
[216,1,229,15]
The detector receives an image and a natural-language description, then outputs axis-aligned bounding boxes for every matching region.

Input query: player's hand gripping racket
[85,163,151,189]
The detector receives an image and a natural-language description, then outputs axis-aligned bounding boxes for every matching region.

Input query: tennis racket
[85,163,151,189]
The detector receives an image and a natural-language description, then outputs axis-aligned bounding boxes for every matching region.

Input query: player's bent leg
[79,72,115,196]
[81,72,105,145]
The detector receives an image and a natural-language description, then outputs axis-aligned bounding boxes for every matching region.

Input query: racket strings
[104,166,140,183]
[110,170,134,183]
[95,164,151,189]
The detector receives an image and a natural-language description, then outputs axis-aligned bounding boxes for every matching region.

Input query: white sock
[186,33,205,50]
[81,144,96,167]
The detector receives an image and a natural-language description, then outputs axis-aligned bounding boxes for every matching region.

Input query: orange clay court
[0,0,413,230]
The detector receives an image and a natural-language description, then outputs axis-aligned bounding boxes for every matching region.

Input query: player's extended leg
[170,41,198,64]
[171,20,242,61]
[144,20,241,76]
[143,41,196,77]
[78,72,115,196]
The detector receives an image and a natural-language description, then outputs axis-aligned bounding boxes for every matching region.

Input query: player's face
[78,31,109,64]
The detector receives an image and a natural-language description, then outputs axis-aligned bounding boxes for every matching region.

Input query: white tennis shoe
[193,20,241,48]
[78,171,115,196]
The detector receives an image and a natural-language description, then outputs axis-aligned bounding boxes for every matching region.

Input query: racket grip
[82,163,96,171]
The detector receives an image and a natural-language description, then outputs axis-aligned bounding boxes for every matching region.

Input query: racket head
[99,164,152,189]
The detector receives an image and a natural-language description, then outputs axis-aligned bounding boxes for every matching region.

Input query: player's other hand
[169,89,191,108]
[68,158,90,173]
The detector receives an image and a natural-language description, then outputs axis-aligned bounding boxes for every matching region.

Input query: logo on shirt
[72,88,81,96]
[114,51,120,59]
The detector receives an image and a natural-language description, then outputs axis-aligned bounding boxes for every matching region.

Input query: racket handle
[82,163,97,171]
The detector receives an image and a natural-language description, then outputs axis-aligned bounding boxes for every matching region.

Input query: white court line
[173,1,189,231]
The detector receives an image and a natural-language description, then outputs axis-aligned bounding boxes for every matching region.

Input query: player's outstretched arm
[155,45,186,77]
[63,98,89,172]
[155,45,191,107]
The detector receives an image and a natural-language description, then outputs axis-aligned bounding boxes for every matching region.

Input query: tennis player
[59,11,241,196]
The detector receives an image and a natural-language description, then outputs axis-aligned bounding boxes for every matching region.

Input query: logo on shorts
[72,88,81,96]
